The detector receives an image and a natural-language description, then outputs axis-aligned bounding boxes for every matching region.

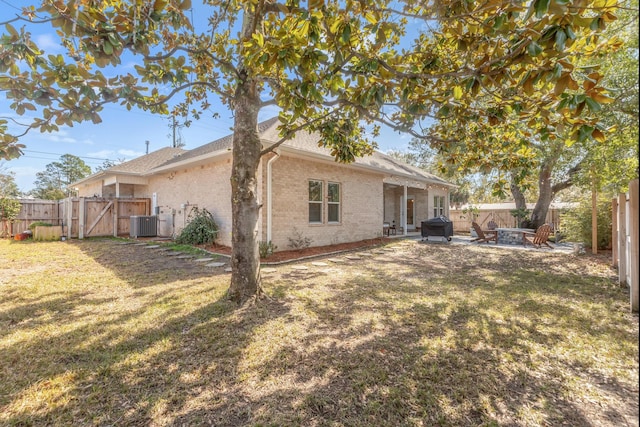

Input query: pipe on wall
[266,150,280,243]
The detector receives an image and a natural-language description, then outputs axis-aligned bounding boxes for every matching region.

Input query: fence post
[591,177,598,254]
[612,198,619,266]
[65,198,73,239]
[113,198,118,237]
[618,193,627,288]
[78,197,85,239]
[611,198,618,267]
[629,179,638,313]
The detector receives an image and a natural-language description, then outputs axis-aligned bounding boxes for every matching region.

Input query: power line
[0,0,21,12]
[20,155,106,165]
[22,150,119,162]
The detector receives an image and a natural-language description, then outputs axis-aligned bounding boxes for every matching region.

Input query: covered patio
[382,176,450,236]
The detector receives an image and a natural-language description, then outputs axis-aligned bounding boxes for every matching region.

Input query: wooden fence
[3,199,60,236]
[2,197,150,239]
[611,179,639,313]
[448,206,564,233]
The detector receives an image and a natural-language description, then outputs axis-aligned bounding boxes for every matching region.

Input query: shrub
[510,208,531,228]
[175,207,218,245]
[561,197,612,250]
[287,228,312,250]
[259,241,277,258]
[29,221,54,231]
[0,197,21,238]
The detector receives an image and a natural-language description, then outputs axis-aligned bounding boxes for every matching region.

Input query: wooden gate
[61,197,150,238]
[1,197,150,239]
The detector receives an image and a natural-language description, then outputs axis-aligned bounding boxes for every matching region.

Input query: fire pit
[421,216,454,242]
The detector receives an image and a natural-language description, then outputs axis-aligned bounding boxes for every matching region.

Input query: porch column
[115,180,120,198]
[403,184,407,235]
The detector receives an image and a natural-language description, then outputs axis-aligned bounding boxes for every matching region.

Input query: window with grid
[327,182,340,223]
[433,195,445,217]
[309,180,323,223]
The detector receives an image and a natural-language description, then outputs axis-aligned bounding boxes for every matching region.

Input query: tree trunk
[226,74,263,305]
[510,178,527,210]
[530,160,554,229]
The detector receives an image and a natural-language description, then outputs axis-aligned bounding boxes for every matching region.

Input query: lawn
[0,238,638,426]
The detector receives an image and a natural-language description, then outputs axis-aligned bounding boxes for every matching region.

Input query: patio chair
[471,222,498,244]
[522,224,554,248]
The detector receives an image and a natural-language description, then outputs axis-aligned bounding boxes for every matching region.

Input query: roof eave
[144,149,232,175]
[71,170,106,187]
[277,145,457,188]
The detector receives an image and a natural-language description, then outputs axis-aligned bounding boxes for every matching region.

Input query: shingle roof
[259,118,454,187]
[72,146,186,186]
[151,117,454,187]
[159,117,281,167]
[108,147,186,173]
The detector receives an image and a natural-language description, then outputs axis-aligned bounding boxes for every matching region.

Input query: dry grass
[0,238,637,426]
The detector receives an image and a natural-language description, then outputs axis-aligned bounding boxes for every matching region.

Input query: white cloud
[36,128,94,145]
[42,133,77,144]
[4,165,41,191]
[6,165,39,177]
[87,150,115,159]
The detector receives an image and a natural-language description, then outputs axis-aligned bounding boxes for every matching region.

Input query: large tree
[418,0,638,228]
[32,153,91,199]
[0,1,620,304]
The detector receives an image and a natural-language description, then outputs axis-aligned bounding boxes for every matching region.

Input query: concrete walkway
[398,233,575,254]
[119,233,576,276]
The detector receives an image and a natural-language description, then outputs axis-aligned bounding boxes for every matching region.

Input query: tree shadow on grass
[0,239,637,426]
[69,238,227,288]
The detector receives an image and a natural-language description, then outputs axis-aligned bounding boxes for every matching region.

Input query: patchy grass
[0,238,637,426]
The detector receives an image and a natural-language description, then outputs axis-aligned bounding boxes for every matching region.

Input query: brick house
[73,118,455,250]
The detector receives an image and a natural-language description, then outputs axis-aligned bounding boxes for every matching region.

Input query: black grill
[421,216,454,241]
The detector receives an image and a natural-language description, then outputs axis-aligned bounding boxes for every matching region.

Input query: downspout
[403,183,408,235]
[266,150,280,242]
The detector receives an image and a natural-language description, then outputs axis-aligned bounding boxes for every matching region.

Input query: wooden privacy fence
[448,207,563,233]
[3,199,59,236]
[2,197,150,239]
[611,179,639,313]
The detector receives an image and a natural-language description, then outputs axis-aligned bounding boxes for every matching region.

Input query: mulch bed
[199,237,392,263]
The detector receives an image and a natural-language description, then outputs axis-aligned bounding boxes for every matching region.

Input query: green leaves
[527,41,543,57]
[534,0,551,18]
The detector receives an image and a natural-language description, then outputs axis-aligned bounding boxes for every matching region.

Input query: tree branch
[551,162,582,194]
[259,110,338,156]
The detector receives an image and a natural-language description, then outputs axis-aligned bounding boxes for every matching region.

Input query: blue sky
[1,2,417,192]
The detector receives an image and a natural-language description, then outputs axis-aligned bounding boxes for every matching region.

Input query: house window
[433,195,445,217]
[327,182,340,223]
[309,180,323,223]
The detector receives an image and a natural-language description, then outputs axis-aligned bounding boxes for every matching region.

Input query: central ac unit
[130,215,157,238]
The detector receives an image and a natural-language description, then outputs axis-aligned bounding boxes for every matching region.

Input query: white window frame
[309,179,323,224]
[327,182,341,224]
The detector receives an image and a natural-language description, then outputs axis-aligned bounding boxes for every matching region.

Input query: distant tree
[0,165,20,237]
[94,158,119,172]
[0,163,20,198]
[388,146,472,208]
[417,0,638,228]
[32,154,91,200]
